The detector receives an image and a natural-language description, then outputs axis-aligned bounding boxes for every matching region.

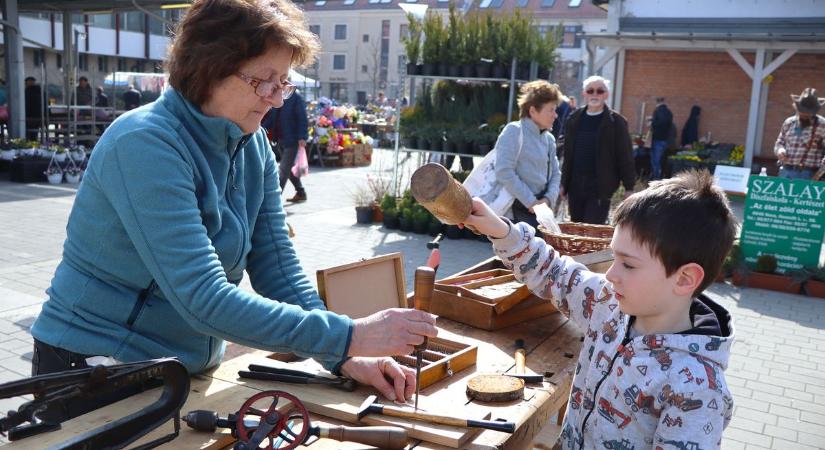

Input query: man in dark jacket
[650,97,673,180]
[560,76,635,224]
[122,84,141,110]
[263,91,309,202]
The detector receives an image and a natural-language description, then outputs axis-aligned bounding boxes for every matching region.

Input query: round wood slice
[466,374,524,402]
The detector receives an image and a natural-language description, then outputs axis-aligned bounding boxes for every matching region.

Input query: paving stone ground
[0,149,823,449]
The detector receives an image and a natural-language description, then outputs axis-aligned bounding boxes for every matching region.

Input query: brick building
[587,0,825,169]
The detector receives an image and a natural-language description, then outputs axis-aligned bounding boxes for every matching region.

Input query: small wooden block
[466,374,524,402]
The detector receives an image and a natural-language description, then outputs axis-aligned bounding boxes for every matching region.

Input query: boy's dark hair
[613,170,737,295]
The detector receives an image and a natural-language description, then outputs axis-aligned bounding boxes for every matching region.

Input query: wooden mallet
[410,163,473,225]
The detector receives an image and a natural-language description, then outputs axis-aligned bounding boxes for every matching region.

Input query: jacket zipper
[226,136,250,272]
[578,321,633,450]
[126,280,156,329]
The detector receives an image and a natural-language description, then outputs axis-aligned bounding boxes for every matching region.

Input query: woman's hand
[528,198,548,214]
[349,308,437,357]
[461,198,509,239]
[340,357,415,403]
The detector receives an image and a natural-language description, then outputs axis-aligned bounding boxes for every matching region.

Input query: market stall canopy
[290,69,319,101]
[15,0,192,13]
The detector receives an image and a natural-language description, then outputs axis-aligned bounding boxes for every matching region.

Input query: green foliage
[380,193,397,212]
[383,206,398,218]
[402,12,423,65]
[422,11,445,64]
[755,254,778,274]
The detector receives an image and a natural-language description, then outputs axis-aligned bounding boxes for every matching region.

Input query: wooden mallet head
[410,163,473,225]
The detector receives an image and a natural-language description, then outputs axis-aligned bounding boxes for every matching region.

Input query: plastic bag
[292,145,309,178]
[533,203,561,234]
[462,125,524,216]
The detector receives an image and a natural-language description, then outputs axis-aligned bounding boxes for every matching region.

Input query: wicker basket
[537,222,614,256]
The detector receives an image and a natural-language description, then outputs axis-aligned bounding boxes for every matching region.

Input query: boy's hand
[460,198,510,239]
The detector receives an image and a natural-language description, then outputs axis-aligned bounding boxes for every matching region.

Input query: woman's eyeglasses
[236,72,297,100]
[586,87,606,95]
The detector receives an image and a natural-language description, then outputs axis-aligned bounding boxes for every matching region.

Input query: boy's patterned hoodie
[492,222,734,450]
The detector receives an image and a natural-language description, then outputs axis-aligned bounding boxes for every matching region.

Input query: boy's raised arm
[461,199,613,330]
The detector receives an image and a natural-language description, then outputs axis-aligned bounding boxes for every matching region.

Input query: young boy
[463,170,736,450]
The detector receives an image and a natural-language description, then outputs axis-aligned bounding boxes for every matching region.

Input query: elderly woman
[30,0,435,405]
[487,80,562,227]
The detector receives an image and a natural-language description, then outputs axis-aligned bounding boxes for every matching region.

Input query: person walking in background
[122,84,142,110]
[681,105,701,147]
[24,77,44,141]
[774,87,825,180]
[483,80,562,228]
[560,76,635,225]
[551,94,573,149]
[95,86,110,134]
[263,90,309,202]
[74,76,93,106]
[650,97,673,180]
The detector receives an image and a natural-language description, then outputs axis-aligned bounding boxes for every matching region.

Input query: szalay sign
[741,176,825,273]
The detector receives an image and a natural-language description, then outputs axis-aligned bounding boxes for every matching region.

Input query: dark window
[399,24,408,40]
[120,12,145,32]
[309,25,320,37]
[117,57,127,71]
[98,56,108,72]
[78,53,89,71]
[56,53,62,69]
[362,65,368,73]
[329,82,348,101]
[33,49,45,66]
[363,34,369,42]
[334,24,347,40]
[333,54,346,70]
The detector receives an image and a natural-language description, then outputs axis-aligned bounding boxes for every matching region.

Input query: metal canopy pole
[2,0,26,138]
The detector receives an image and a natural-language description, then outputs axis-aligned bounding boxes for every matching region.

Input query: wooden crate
[392,336,477,390]
[422,249,615,331]
[435,269,531,314]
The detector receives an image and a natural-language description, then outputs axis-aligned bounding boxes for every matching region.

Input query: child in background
[462,170,737,450]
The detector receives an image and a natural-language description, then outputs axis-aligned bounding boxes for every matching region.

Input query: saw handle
[314,425,408,450]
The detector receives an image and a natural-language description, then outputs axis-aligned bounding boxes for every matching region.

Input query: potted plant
[382,206,400,229]
[412,206,430,234]
[804,267,825,299]
[352,185,375,224]
[367,174,392,222]
[421,12,443,75]
[0,142,16,160]
[741,254,802,294]
[402,12,422,75]
[53,145,68,163]
[44,166,63,184]
[399,207,414,231]
[65,167,83,184]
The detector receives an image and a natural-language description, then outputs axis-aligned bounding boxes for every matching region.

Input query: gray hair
[582,75,611,91]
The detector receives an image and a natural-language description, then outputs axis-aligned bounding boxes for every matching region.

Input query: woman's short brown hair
[166,0,320,106]
[517,80,562,119]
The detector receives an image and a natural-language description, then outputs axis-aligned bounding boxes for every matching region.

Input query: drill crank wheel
[235,390,310,450]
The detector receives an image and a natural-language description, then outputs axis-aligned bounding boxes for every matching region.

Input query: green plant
[383,205,398,219]
[421,12,444,65]
[380,193,397,212]
[402,12,422,65]
[401,207,414,221]
[755,254,778,274]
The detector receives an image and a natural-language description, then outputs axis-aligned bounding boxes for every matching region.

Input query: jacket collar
[159,88,249,152]
[520,117,543,135]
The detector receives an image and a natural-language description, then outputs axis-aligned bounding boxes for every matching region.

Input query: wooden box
[317,253,406,319]
[435,269,531,314]
[424,249,615,331]
[316,254,477,387]
[392,336,477,390]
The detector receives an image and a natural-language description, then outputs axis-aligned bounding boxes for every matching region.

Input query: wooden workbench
[6,252,614,449]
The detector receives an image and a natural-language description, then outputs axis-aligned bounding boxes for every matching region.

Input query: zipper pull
[230,160,238,191]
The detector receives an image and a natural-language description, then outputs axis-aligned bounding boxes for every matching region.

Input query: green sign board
[741,176,825,273]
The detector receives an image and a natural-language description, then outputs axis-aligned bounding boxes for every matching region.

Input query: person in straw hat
[774,87,825,179]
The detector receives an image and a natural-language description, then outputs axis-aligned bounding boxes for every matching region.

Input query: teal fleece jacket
[31,88,353,374]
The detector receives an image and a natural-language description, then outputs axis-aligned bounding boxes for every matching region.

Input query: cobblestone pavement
[0,149,823,449]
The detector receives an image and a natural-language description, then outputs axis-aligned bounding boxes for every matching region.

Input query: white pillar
[743,48,765,169]
[612,48,626,114]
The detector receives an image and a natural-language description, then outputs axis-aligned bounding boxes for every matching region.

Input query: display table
[5,254,607,450]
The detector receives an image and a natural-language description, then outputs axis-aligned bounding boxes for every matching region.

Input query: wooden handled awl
[357,395,515,434]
